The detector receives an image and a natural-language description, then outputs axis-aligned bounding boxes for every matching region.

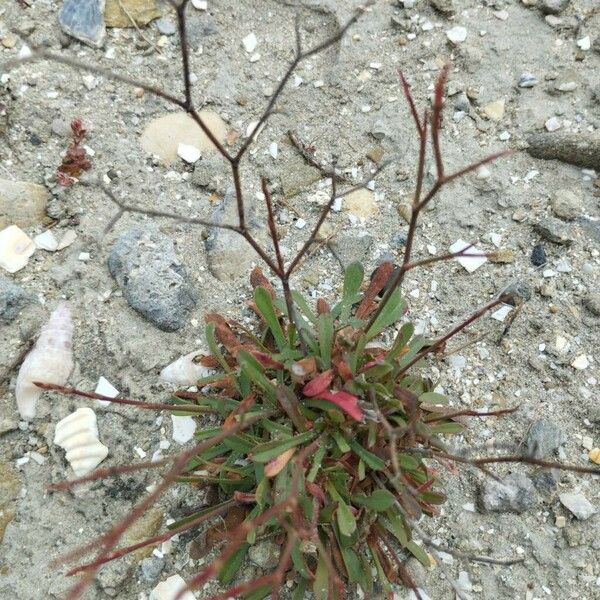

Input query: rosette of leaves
[170,262,464,599]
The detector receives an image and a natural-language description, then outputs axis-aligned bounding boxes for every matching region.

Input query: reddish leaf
[306,480,327,504]
[223,393,255,431]
[251,351,284,369]
[316,298,331,315]
[303,369,334,397]
[356,261,394,319]
[318,390,364,422]
[264,448,296,477]
[249,266,276,298]
[334,358,353,382]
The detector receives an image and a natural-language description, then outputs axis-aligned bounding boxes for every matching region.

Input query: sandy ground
[0,0,599,598]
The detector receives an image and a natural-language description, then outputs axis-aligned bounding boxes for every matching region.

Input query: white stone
[577,36,590,51]
[572,355,590,370]
[545,116,562,132]
[559,492,597,520]
[177,143,201,164]
[242,33,258,53]
[449,239,487,273]
[491,305,512,322]
[57,230,78,250]
[490,233,502,247]
[171,415,196,444]
[294,218,307,229]
[192,0,207,9]
[34,230,59,251]
[446,26,467,44]
[268,142,278,159]
[149,575,195,600]
[95,376,119,407]
[0,225,35,273]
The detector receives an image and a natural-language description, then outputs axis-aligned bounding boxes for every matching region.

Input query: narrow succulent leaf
[380,512,410,546]
[340,546,364,586]
[313,552,329,600]
[308,442,328,482]
[419,391,449,405]
[205,321,232,373]
[331,430,351,453]
[398,453,421,470]
[167,499,233,530]
[388,322,415,361]
[218,543,250,583]
[291,543,310,579]
[244,585,271,600]
[406,541,431,567]
[290,290,318,324]
[366,288,406,339]
[245,504,262,544]
[251,430,317,463]
[237,350,277,403]
[351,489,396,511]
[318,390,364,422]
[292,577,308,600]
[428,421,464,434]
[328,484,356,538]
[264,447,296,477]
[348,438,386,470]
[317,314,334,369]
[332,261,363,321]
[303,369,334,397]
[254,286,289,350]
[369,545,393,595]
[276,385,307,432]
[358,457,366,481]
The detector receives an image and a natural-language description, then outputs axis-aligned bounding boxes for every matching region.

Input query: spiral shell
[159,350,212,386]
[53,407,108,477]
[15,302,74,420]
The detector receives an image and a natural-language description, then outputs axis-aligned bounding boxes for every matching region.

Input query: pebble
[429,0,455,15]
[526,419,566,458]
[176,143,201,164]
[248,541,280,570]
[33,230,58,251]
[559,492,597,520]
[480,473,538,513]
[1,34,18,49]
[95,376,119,407]
[541,0,570,15]
[583,293,600,316]
[534,218,574,245]
[140,111,227,166]
[0,276,35,325]
[0,225,36,273]
[328,234,373,269]
[343,189,377,219]
[192,0,208,8]
[545,117,562,132]
[0,179,49,229]
[171,415,196,444]
[104,0,161,28]
[449,239,487,273]
[571,355,589,370]
[51,119,72,138]
[482,99,505,122]
[155,18,177,36]
[577,36,591,51]
[140,556,165,584]
[588,448,600,464]
[242,32,258,53]
[446,26,467,44]
[149,574,195,600]
[191,155,227,192]
[550,189,581,220]
[519,73,538,88]
[108,226,198,331]
[59,0,106,48]
[531,244,548,267]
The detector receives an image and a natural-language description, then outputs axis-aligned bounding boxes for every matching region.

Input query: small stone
[370,119,387,140]
[571,355,589,370]
[491,304,513,321]
[526,419,566,458]
[177,143,201,164]
[328,234,373,269]
[343,189,377,219]
[559,492,597,520]
[545,117,562,132]
[519,73,538,88]
[367,146,385,164]
[149,575,195,600]
[480,473,538,513]
[59,0,106,48]
[191,155,227,191]
[582,436,594,451]
[554,73,578,93]
[104,0,160,28]
[108,226,198,331]
[550,189,581,220]
[95,376,119,407]
[534,218,574,245]
[242,32,258,53]
[140,111,227,166]
[0,225,36,273]
[489,249,516,263]
[429,0,455,16]
[449,239,487,273]
[555,515,566,528]
[588,448,600,464]
[155,18,177,36]
[1,34,18,49]
[0,179,49,229]
[584,293,600,316]
[446,26,467,44]
[541,0,570,15]
[192,0,208,8]
[0,461,20,542]
[530,244,547,266]
[121,508,163,562]
[34,230,59,251]
[482,100,505,122]
[0,276,35,325]
[248,541,280,570]
[51,119,72,137]
[140,556,165,584]
[577,36,591,51]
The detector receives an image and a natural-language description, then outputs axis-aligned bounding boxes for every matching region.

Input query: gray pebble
[140,556,165,584]
[519,73,538,88]
[550,189,582,220]
[59,0,106,48]
[328,234,373,270]
[530,244,547,267]
[559,492,597,520]
[0,276,35,325]
[51,119,72,138]
[534,218,574,245]
[108,226,198,331]
[480,472,538,513]
[526,419,566,458]
[541,0,570,15]
[584,293,600,316]
[156,18,177,36]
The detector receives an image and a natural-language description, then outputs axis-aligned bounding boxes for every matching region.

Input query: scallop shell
[0,225,36,273]
[15,302,74,420]
[159,350,212,386]
[53,407,108,477]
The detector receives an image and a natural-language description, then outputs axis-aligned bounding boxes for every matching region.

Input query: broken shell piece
[0,225,36,273]
[160,350,212,386]
[171,415,196,444]
[15,302,74,420]
[53,407,108,476]
[149,574,195,600]
[177,143,201,164]
[34,230,59,251]
[57,230,78,250]
[449,239,487,273]
[95,376,120,407]
[571,354,589,370]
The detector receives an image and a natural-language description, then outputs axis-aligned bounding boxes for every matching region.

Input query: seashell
[53,407,108,476]
[159,350,212,386]
[0,225,36,273]
[15,302,74,420]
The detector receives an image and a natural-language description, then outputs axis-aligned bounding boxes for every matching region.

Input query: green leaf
[348,438,386,471]
[428,421,464,434]
[332,262,364,321]
[291,291,318,325]
[218,543,249,583]
[379,511,409,546]
[244,585,271,600]
[419,391,449,405]
[291,542,310,579]
[292,577,308,600]
[236,350,277,403]
[327,483,356,538]
[313,553,329,600]
[369,545,392,594]
[205,321,231,373]
[398,453,421,471]
[317,313,334,369]
[308,443,327,482]
[363,362,393,380]
[251,430,317,463]
[406,540,431,567]
[331,430,351,453]
[340,546,363,585]
[167,499,232,530]
[366,288,406,339]
[388,322,415,361]
[351,489,396,512]
[254,286,288,350]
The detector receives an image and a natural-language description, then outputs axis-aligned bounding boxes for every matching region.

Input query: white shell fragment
[242,32,258,53]
[95,376,120,407]
[449,239,487,273]
[53,407,108,477]
[171,415,196,444]
[34,230,59,251]
[56,230,78,250]
[149,574,195,600]
[177,142,201,164]
[160,350,212,386]
[15,303,74,420]
[571,355,590,370]
[446,26,467,44]
[491,304,512,322]
[0,225,36,273]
